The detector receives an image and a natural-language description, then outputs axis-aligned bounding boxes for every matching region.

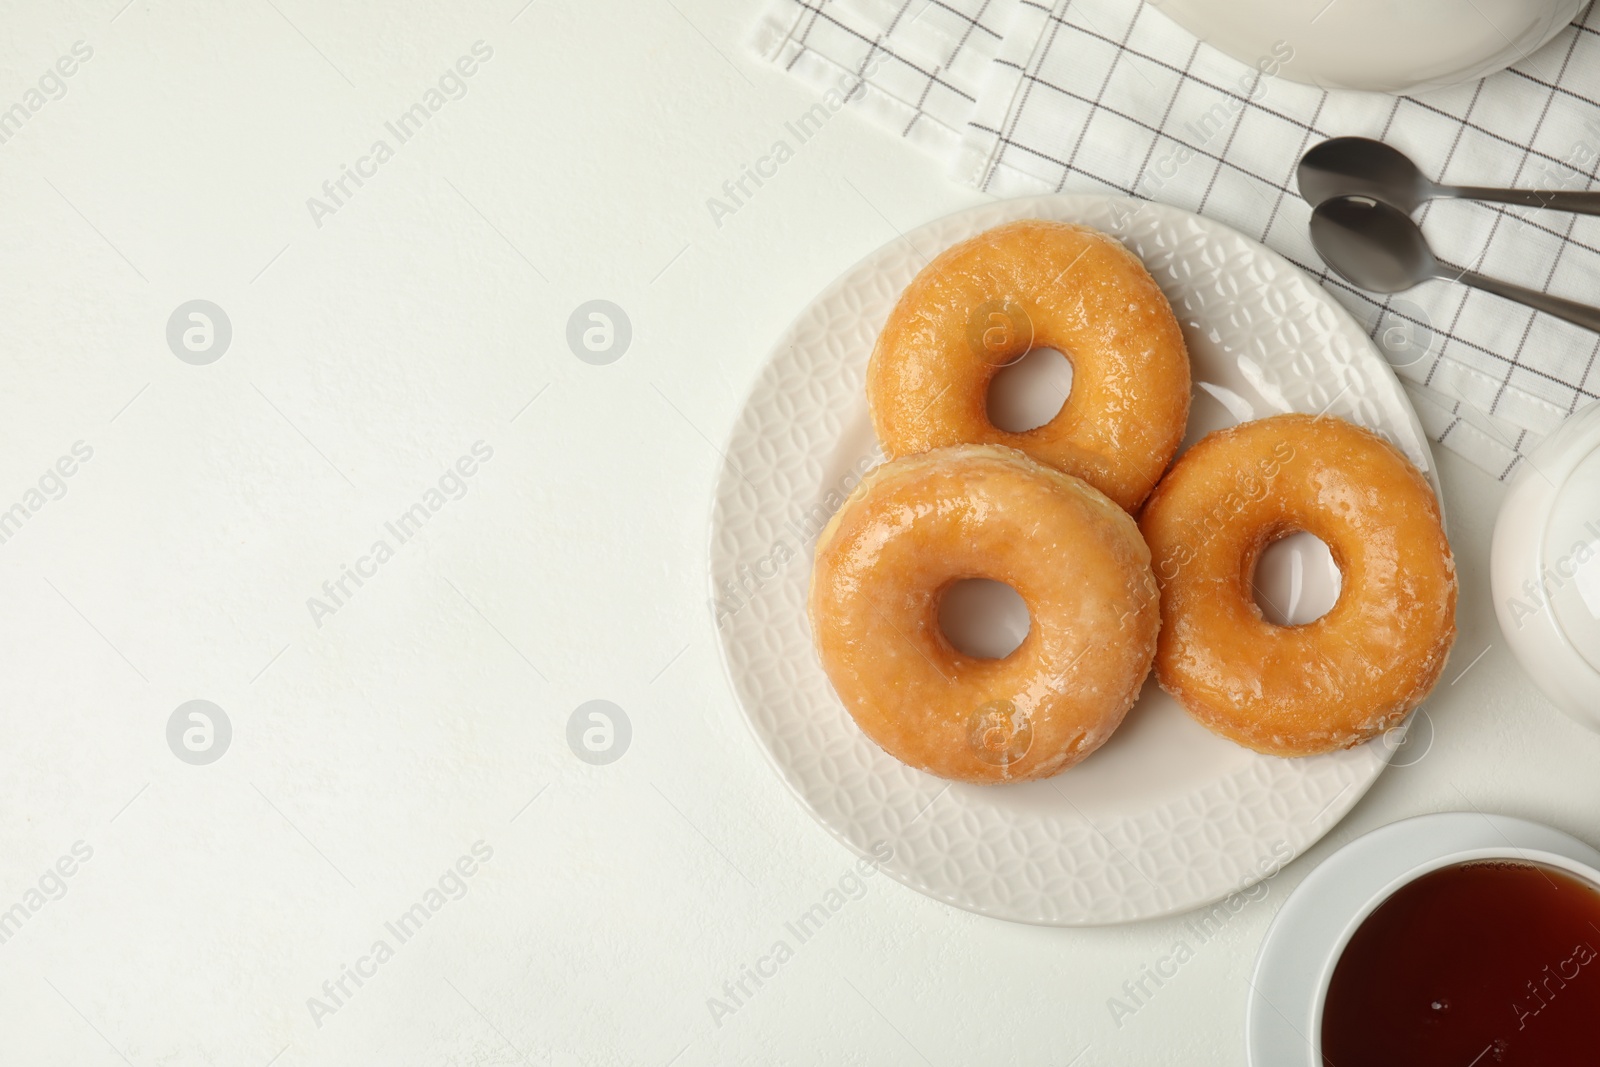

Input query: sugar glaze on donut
[867,219,1190,512]
[1139,413,1457,757]
[808,444,1160,783]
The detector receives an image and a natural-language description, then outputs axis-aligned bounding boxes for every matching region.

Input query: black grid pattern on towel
[768,0,1012,139]
[966,0,1600,475]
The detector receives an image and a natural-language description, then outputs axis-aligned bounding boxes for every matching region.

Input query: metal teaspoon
[1309,195,1600,334]
[1298,136,1600,216]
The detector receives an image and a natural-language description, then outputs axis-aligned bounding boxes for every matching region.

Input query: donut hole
[1252,530,1343,627]
[938,578,1031,659]
[986,347,1074,432]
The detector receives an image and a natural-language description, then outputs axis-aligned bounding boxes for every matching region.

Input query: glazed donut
[808,444,1160,783]
[867,219,1190,512]
[1139,413,1457,757]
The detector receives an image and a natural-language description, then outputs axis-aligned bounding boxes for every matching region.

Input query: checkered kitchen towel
[753,0,1600,478]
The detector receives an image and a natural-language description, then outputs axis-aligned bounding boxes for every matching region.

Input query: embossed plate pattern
[708,195,1441,926]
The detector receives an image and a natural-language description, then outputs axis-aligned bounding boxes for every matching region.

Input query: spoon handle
[1453,268,1600,334]
[1448,185,1600,217]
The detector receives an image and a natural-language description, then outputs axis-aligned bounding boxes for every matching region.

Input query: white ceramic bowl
[1491,401,1600,732]
[1247,812,1600,1066]
[1153,0,1585,94]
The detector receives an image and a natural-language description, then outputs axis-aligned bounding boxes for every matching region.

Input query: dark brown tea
[1321,860,1600,1066]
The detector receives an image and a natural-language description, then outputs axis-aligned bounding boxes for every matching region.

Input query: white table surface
[2,2,1597,1065]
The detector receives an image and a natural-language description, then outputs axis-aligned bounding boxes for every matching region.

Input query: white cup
[1247,812,1600,1066]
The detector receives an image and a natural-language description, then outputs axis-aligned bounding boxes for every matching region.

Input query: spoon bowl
[1298,138,1433,213]
[1309,198,1438,294]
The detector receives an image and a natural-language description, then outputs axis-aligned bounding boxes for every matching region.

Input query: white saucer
[1246,812,1600,1066]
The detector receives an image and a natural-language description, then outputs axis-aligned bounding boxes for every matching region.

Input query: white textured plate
[708,194,1442,926]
